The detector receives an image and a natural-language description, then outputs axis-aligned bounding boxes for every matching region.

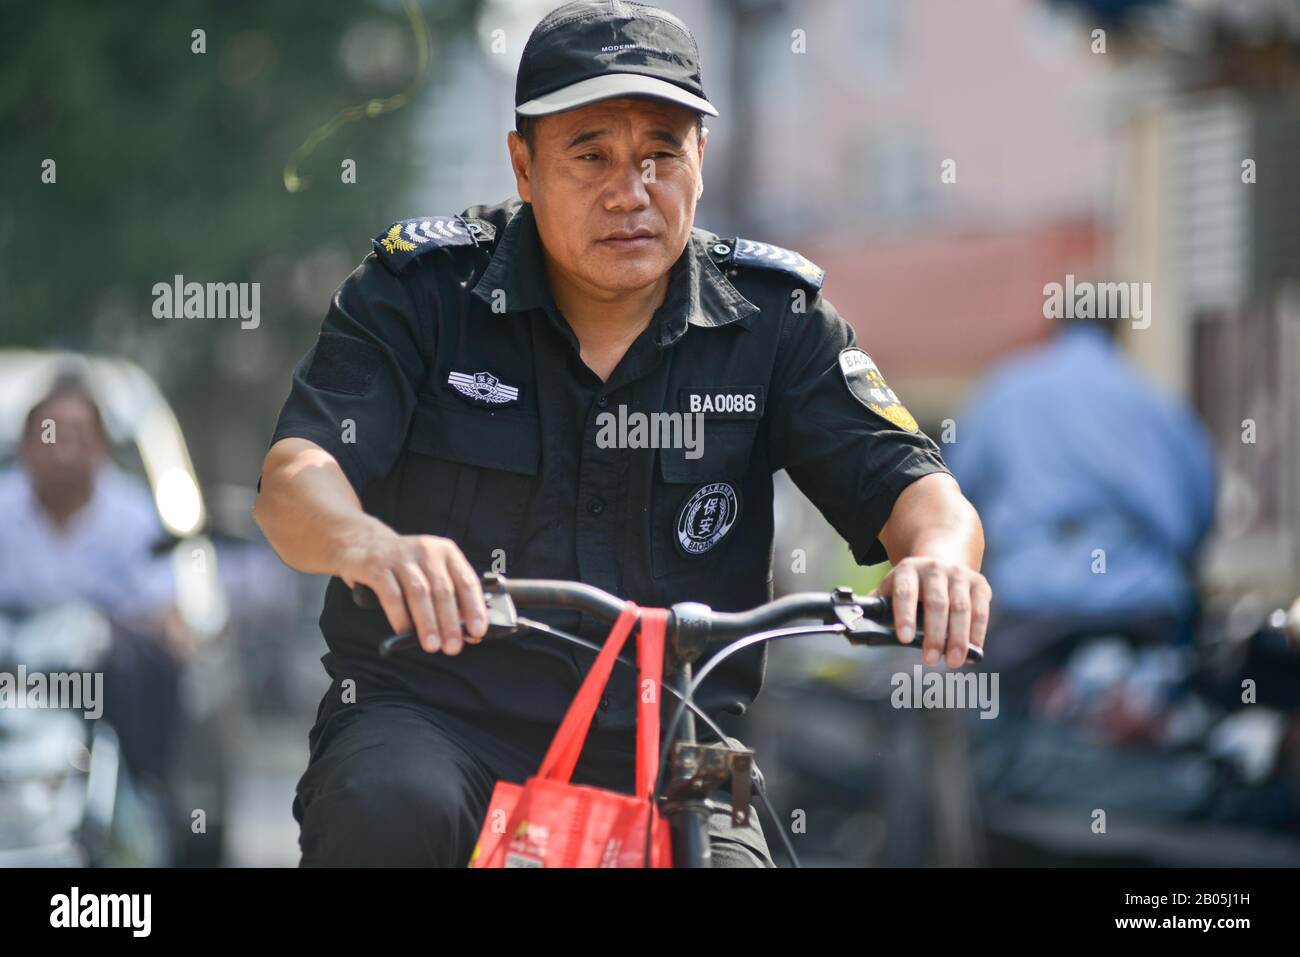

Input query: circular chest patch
[675,482,740,558]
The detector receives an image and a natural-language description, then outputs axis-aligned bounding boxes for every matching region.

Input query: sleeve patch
[372,215,495,273]
[717,237,825,292]
[305,332,383,396]
[838,348,919,432]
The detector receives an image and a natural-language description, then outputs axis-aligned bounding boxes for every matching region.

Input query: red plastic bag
[468,603,673,868]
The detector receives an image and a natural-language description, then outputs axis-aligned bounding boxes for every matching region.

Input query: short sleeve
[263,253,430,495]
[767,293,951,566]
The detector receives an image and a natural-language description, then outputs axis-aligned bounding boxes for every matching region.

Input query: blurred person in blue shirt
[0,375,188,800]
[946,316,1217,677]
[0,385,178,627]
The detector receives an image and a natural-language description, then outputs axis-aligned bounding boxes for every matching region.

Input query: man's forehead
[539,98,697,138]
[25,390,103,433]
[36,393,98,420]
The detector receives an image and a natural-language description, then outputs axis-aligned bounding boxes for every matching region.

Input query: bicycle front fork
[661,664,756,868]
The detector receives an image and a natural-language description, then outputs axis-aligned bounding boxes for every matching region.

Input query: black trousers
[293,677,774,867]
[101,624,182,792]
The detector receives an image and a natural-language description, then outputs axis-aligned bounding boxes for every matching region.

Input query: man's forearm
[875,471,990,666]
[253,437,392,578]
[878,472,984,569]
[254,437,488,654]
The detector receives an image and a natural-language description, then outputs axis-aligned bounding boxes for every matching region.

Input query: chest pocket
[651,422,758,580]
[402,398,541,570]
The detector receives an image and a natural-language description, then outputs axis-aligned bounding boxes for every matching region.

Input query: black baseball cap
[515,0,719,119]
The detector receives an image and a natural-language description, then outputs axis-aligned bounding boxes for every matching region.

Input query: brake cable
[650,623,854,866]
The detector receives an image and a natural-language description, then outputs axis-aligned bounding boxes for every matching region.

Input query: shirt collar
[470,201,556,315]
[1061,322,1115,351]
[470,201,759,346]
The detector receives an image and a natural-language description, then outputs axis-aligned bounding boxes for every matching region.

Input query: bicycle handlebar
[350,574,983,664]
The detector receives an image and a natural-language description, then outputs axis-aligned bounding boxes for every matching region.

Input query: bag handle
[537,602,640,783]
[535,603,667,801]
[635,608,667,801]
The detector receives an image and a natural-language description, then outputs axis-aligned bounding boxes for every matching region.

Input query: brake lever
[829,592,983,664]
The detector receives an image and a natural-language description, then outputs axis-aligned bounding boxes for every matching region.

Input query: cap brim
[516,73,719,118]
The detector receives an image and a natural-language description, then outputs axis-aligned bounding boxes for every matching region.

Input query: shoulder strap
[708,236,825,292]
[371,214,497,274]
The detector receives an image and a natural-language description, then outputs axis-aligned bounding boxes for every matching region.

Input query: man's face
[22,392,106,498]
[508,97,707,295]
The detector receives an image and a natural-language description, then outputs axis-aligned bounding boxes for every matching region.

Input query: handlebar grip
[851,596,983,663]
[349,585,419,656]
[350,581,521,655]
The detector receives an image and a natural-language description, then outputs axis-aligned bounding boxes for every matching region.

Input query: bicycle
[353,573,983,868]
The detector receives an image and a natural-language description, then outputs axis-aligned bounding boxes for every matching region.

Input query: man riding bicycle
[254,0,990,867]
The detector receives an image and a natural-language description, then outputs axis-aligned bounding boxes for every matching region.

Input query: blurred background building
[3,0,1298,866]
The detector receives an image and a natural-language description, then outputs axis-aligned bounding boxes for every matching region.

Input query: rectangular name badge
[678,386,765,420]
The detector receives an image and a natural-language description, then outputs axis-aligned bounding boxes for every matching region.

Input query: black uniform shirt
[266,197,950,736]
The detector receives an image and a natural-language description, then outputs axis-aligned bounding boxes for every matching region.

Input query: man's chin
[586,246,669,289]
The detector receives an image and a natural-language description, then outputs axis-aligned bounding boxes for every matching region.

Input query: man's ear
[507,130,533,203]
[695,125,708,200]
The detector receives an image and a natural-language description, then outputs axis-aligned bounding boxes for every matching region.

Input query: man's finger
[397,562,441,653]
[882,564,920,645]
[371,569,413,642]
[426,559,464,655]
[921,567,949,666]
[970,579,992,651]
[946,579,972,667]
[450,550,488,641]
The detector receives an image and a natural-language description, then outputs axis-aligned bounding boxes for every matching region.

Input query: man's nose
[45,436,87,462]
[602,156,652,210]
[48,443,81,464]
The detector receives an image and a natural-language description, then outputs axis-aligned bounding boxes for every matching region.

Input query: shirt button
[597,394,609,408]
[599,697,610,711]
[587,497,606,515]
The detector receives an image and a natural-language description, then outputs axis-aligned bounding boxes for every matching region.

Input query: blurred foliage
[0,0,479,485]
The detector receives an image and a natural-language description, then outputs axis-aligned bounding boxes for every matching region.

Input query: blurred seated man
[0,374,186,792]
[947,315,1217,691]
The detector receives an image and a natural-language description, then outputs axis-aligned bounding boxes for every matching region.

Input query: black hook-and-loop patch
[304,332,384,396]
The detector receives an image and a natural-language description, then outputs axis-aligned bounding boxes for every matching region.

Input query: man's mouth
[598,227,656,250]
